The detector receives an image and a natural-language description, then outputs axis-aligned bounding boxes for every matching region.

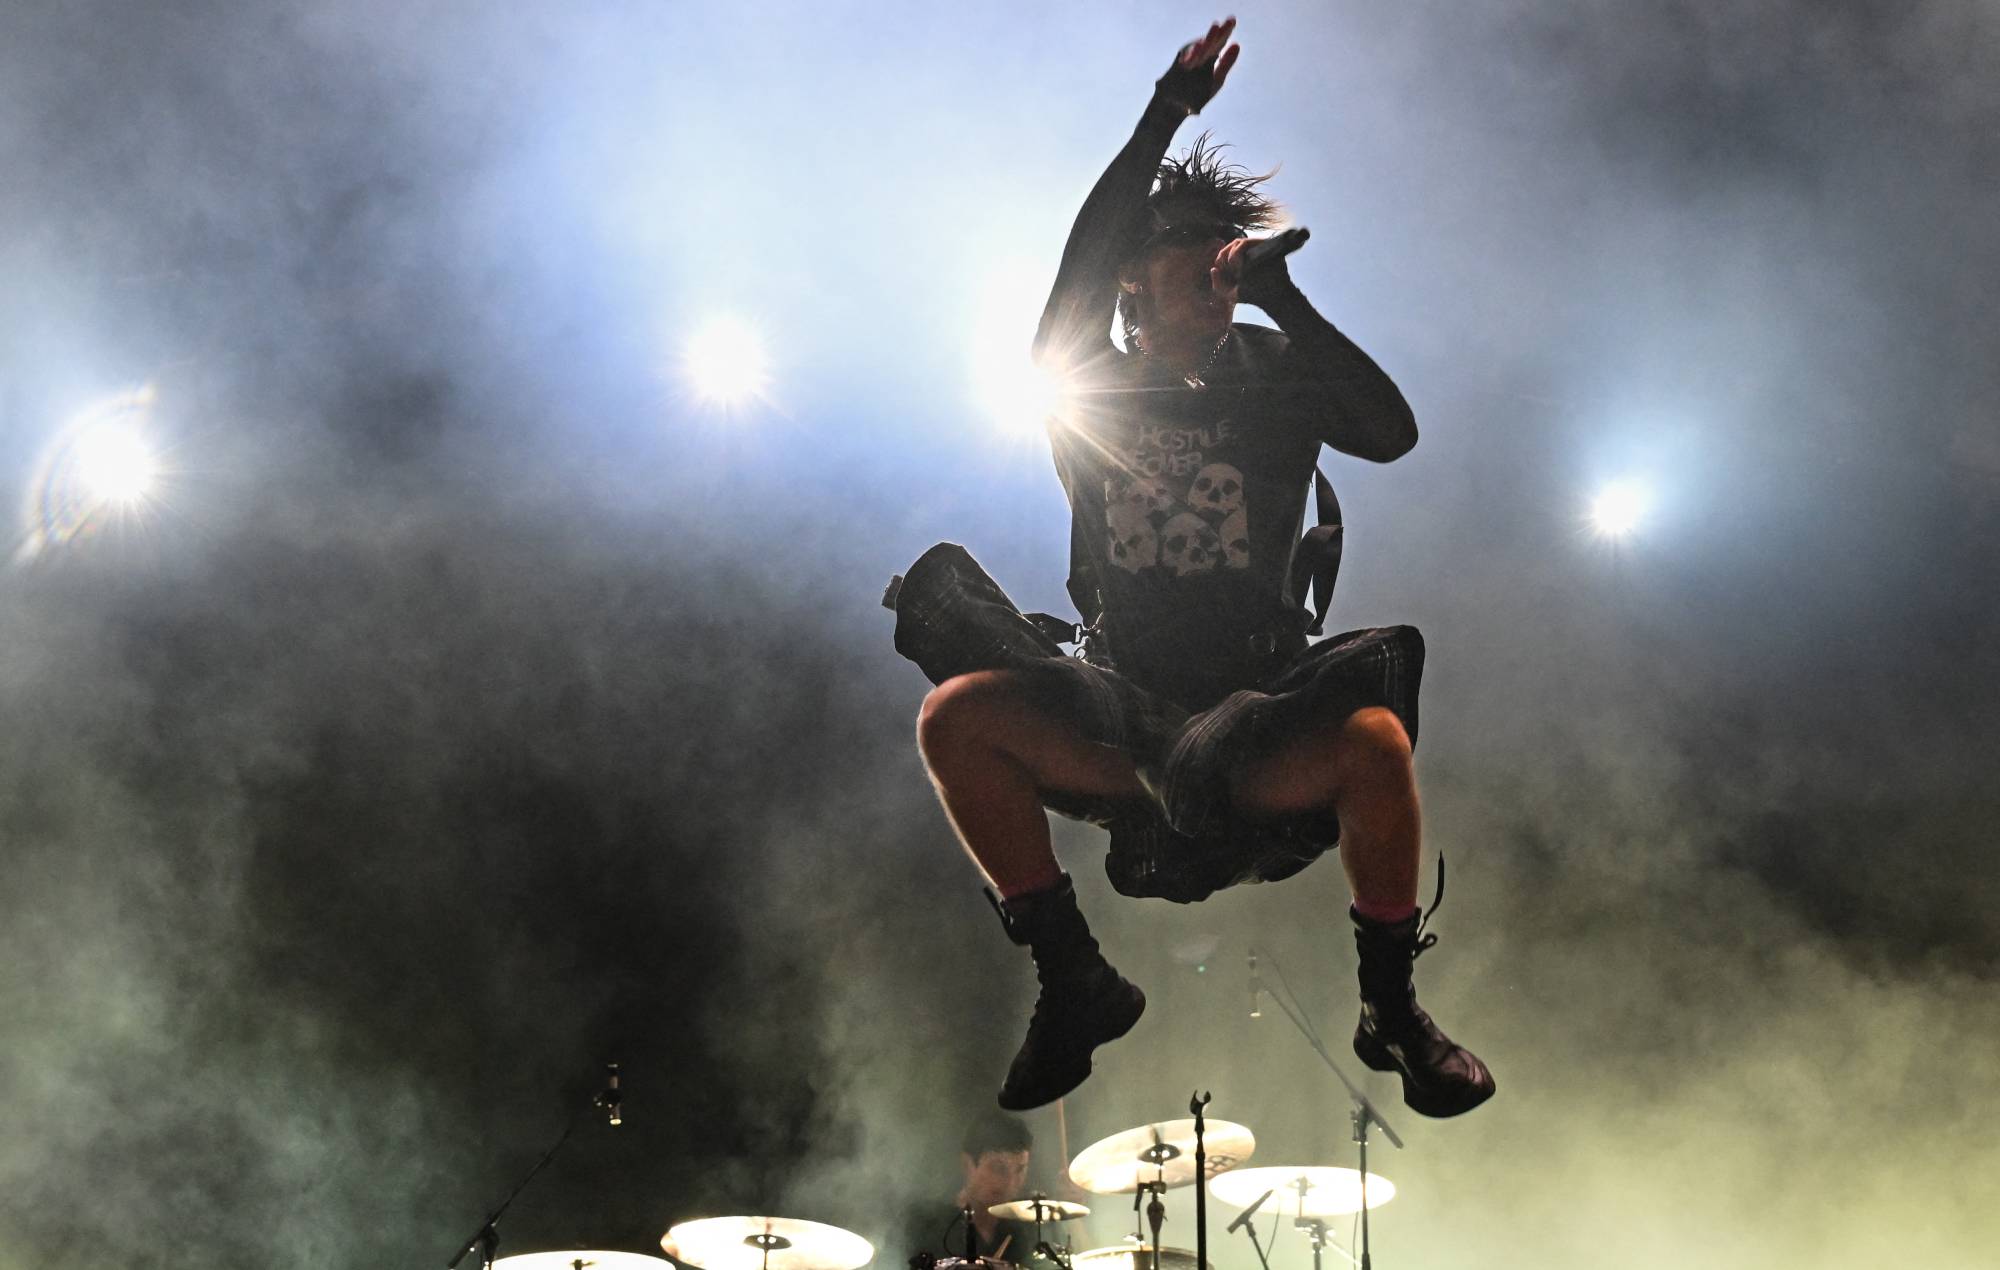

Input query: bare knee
[1338,707,1413,772]
[916,671,1016,764]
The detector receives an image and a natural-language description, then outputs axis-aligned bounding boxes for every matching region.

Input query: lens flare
[974,353,1074,439]
[74,423,159,505]
[682,315,770,408]
[969,265,1075,438]
[1588,478,1652,538]
[17,385,164,562]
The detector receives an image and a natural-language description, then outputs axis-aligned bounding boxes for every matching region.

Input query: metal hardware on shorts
[1026,612,1090,648]
[1247,631,1277,656]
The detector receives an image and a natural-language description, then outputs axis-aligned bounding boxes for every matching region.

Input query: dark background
[2,3,1995,1268]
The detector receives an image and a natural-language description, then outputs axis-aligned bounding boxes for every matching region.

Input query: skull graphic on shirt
[1159,512,1222,576]
[1105,498,1158,572]
[1220,508,1250,569]
[1189,463,1244,518]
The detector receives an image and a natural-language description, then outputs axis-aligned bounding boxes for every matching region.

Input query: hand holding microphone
[1212,228,1311,310]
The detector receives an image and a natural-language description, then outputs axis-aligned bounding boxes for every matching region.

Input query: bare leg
[1230,704,1493,1117]
[916,669,1150,1110]
[1229,705,1420,910]
[916,669,1146,898]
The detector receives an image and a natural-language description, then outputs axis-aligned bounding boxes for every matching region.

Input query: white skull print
[1159,512,1222,577]
[1105,475,1174,516]
[1105,498,1158,572]
[1188,463,1244,518]
[1220,508,1250,569]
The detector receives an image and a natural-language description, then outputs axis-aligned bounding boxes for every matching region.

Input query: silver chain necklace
[1146,327,1232,390]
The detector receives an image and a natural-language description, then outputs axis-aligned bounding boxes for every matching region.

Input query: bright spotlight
[74,423,159,505]
[974,353,1073,438]
[969,264,1075,438]
[17,385,164,561]
[1589,479,1652,537]
[682,315,769,407]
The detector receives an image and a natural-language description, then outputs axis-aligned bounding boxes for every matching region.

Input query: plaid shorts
[890,543,1425,904]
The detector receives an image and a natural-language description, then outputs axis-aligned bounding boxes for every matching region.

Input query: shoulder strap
[1065,518,1103,629]
[1288,464,1344,637]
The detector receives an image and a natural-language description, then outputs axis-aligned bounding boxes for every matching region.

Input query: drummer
[909,1111,1037,1263]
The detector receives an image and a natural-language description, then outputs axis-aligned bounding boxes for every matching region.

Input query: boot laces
[1411,855,1447,960]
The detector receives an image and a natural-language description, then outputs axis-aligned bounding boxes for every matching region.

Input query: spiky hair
[1143,133,1282,242]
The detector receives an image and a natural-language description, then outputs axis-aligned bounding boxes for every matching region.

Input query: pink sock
[1352,897,1418,925]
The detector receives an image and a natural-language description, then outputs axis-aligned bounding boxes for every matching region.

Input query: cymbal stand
[1290,1219,1355,1270]
[1248,945,1402,1270]
[1131,1178,1167,1270]
[1130,1136,1175,1270]
[1026,1197,1072,1270]
[1302,1219,1328,1270]
[750,1230,793,1270]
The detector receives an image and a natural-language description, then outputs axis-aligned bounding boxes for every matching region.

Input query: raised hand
[1156,17,1240,116]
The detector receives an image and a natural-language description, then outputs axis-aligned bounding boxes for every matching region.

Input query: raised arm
[1031,19,1241,371]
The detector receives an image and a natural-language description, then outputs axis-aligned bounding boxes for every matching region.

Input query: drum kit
[473,1109,1398,1270]
[1034,1111,1394,1270]
[456,987,1409,1270]
[484,1109,1397,1270]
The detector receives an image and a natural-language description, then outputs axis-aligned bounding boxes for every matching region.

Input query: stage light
[16,385,163,562]
[682,315,769,407]
[1589,479,1652,537]
[969,264,1074,438]
[74,421,159,505]
[974,352,1073,438]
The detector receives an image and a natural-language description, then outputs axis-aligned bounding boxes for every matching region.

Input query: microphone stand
[443,1077,620,1269]
[1249,947,1401,1270]
[1189,1092,1210,1270]
[1351,1108,1379,1270]
[1237,1216,1274,1270]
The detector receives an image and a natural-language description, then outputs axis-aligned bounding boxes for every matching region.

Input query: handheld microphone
[1248,950,1263,1020]
[598,1062,623,1127]
[1226,1188,1276,1234]
[1240,227,1310,276]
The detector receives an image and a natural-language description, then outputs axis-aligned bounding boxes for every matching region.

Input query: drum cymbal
[1067,1119,1254,1195]
[498,1255,673,1270]
[987,1196,1091,1223]
[1207,1166,1396,1217]
[1073,1246,1207,1270]
[662,1217,874,1270]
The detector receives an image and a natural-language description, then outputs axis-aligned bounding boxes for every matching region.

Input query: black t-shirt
[1033,92,1418,711]
[1050,323,1331,706]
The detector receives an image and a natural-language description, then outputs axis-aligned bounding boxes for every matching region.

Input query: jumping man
[889,18,1494,1120]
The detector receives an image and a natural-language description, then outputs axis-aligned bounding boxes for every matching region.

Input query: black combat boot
[988,874,1146,1110]
[1350,905,1496,1118]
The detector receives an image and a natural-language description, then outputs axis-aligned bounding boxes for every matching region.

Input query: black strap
[1287,464,1344,636]
[1024,612,1087,647]
[1065,519,1103,629]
